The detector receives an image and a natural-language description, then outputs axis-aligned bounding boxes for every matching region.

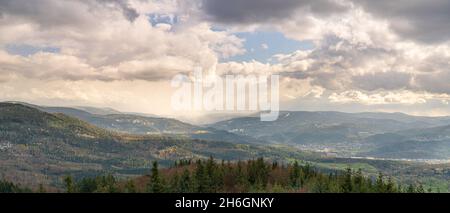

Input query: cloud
[0,1,245,82]
[201,0,348,24]
[201,0,450,44]
[221,31,450,106]
[261,43,269,50]
[275,31,450,96]
[1,0,450,116]
[352,0,450,43]
[0,0,93,28]
[351,72,413,91]
[96,0,139,22]
[414,71,450,94]
[0,0,139,27]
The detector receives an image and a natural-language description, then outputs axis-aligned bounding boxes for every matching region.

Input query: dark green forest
[1,157,427,193]
[0,180,32,193]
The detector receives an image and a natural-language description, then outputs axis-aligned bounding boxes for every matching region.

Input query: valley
[2,102,450,192]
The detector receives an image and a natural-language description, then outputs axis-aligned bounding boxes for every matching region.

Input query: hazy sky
[1,0,450,117]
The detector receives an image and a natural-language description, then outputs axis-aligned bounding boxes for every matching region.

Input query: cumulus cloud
[0,0,245,82]
[215,29,450,106]
[202,0,348,24]
[351,72,412,91]
[1,0,450,115]
[96,0,139,22]
[352,0,450,43]
[0,0,139,27]
[201,0,450,44]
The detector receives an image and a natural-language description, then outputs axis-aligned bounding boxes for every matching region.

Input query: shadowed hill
[0,103,295,187]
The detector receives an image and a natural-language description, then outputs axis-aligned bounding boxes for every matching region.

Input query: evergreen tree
[179,169,192,193]
[416,184,425,193]
[148,161,164,193]
[63,176,75,193]
[235,160,248,191]
[205,156,217,192]
[406,184,416,193]
[169,172,180,193]
[103,174,118,193]
[194,160,206,192]
[290,161,301,188]
[15,158,425,193]
[386,177,395,193]
[38,184,46,193]
[353,169,364,192]
[78,177,97,193]
[341,168,353,193]
[125,180,136,193]
[375,172,385,193]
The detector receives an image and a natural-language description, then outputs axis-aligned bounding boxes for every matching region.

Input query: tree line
[0,180,32,193]
[62,157,427,193]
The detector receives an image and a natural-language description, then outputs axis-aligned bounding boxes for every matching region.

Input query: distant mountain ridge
[35,105,262,145]
[363,124,450,159]
[5,102,450,160]
[209,111,450,159]
[4,101,450,191]
[0,103,297,187]
[210,111,450,143]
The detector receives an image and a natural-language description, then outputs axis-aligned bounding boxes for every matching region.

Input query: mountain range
[0,103,309,187]
[210,111,450,159]
[3,102,450,188]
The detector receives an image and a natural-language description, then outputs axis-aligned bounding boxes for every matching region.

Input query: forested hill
[27,158,425,193]
[0,103,317,188]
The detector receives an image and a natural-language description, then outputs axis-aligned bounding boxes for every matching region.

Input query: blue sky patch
[148,13,179,26]
[6,44,60,57]
[223,31,314,63]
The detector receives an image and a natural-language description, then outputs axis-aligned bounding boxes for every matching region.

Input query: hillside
[3,103,450,192]
[210,111,450,141]
[209,111,450,159]
[60,158,423,193]
[0,103,301,187]
[38,105,261,145]
[210,111,419,145]
[363,125,450,159]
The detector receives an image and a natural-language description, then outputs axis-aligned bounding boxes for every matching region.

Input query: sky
[1,0,450,118]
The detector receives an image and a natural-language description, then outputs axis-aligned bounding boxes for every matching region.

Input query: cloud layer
[202,0,347,24]
[1,0,450,116]
[354,0,450,43]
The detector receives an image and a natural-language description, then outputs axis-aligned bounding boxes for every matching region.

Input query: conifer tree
[179,169,192,193]
[125,180,136,193]
[194,160,206,192]
[290,161,301,188]
[38,184,46,193]
[376,172,385,193]
[63,176,75,193]
[353,169,364,192]
[148,161,164,193]
[406,183,416,193]
[386,177,395,193]
[341,168,353,193]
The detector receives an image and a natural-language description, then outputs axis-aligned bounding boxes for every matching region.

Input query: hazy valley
[3,102,450,191]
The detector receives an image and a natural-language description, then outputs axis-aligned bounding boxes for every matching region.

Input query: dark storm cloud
[0,0,89,27]
[353,0,450,43]
[202,0,450,43]
[201,0,348,24]
[0,0,139,27]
